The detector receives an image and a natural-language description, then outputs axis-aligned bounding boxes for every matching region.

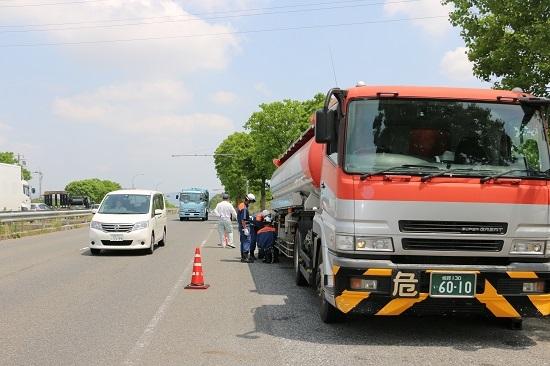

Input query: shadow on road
[241,256,550,352]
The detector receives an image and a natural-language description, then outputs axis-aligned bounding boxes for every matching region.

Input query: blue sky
[0,0,487,195]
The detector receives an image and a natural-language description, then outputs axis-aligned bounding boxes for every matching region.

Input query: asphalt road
[1,218,549,366]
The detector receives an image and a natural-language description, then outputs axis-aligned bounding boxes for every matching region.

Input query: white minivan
[89,190,167,255]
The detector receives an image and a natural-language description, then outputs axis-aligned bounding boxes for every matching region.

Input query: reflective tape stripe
[376,294,429,316]
[334,290,370,314]
[363,268,392,277]
[193,263,202,267]
[507,271,538,279]
[528,294,550,316]
[475,280,520,318]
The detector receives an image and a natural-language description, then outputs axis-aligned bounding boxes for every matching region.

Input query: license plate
[429,272,476,298]
[110,234,124,241]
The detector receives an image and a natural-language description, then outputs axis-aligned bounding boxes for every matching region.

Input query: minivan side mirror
[154,209,163,216]
[175,195,179,200]
[31,188,36,194]
[315,109,337,143]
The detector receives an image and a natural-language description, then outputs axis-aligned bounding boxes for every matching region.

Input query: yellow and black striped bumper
[332,266,550,318]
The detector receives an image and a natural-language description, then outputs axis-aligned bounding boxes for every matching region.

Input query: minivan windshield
[99,194,151,214]
[345,99,550,178]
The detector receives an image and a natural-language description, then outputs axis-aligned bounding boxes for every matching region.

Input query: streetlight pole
[131,173,144,189]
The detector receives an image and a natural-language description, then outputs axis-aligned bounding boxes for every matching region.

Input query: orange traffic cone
[185,247,210,290]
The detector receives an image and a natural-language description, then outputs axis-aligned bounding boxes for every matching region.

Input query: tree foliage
[214,132,254,203]
[443,0,550,96]
[0,151,32,180]
[65,179,121,203]
[243,93,324,208]
[214,93,324,209]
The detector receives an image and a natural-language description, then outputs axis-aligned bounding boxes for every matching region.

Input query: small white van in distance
[89,190,167,255]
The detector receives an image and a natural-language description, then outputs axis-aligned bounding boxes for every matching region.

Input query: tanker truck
[270,84,550,325]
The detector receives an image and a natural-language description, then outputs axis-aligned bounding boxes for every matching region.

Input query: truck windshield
[345,99,550,178]
[180,193,204,203]
[99,194,151,214]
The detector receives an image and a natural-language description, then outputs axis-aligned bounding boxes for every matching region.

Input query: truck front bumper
[327,254,550,318]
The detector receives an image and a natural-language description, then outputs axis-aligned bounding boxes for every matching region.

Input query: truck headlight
[132,221,148,231]
[356,237,394,252]
[90,221,103,230]
[335,235,354,251]
[510,240,546,255]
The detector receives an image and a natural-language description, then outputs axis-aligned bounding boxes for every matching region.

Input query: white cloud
[440,47,477,82]
[384,0,452,36]
[211,90,238,105]
[1,0,240,75]
[254,82,271,97]
[187,0,263,12]
[52,80,233,134]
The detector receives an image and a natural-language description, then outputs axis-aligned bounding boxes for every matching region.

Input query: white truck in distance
[0,162,32,211]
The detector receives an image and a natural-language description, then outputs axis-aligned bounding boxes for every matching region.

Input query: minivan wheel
[146,233,155,255]
[179,217,184,222]
[158,228,166,247]
[90,248,101,255]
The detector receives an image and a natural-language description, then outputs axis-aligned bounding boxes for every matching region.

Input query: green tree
[0,151,32,180]
[214,132,255,203]
[65,179,121,203]
[244,93,324,208]
[443,0,550,96]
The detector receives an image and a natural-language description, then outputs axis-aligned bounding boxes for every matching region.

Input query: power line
[0,0,421,34]
[0,0,411,27]
[0,0,111,8]
[0,15,449,48]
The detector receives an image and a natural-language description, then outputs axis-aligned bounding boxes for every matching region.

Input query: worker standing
[213,193,237,248]
[237,193,256,263]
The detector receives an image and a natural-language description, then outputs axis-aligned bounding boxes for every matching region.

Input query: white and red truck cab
[270,84,550,325]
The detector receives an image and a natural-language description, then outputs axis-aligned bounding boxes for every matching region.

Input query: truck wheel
[317,258,344,323]
[294,231,308,286]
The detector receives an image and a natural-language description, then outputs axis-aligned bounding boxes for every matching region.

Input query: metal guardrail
[0,210,92,223]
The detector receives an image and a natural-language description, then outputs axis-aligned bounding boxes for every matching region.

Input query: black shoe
[250,254,257,260]
[258,250,265,259]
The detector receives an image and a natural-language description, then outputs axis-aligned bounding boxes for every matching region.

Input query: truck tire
[294,231,308,286]
[316,257,344,323]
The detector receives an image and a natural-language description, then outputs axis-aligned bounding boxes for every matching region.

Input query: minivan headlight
[132,221,149,231]
[356,237,394,252]
[510,240,546,255]
[90,221,102,230]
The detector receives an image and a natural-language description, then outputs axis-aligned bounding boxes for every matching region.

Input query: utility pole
[131,173,145,189]
[33,170,43,198]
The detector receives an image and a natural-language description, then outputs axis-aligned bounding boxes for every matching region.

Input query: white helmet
[261,209,270,217]
[246,193,256,202]
[264,216,272,223]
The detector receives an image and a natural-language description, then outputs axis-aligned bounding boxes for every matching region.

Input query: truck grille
[101,223,134,233]
[399,220,507,235]
[402,238,503,252]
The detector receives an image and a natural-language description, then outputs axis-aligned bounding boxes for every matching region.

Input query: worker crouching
[256,216,278,263]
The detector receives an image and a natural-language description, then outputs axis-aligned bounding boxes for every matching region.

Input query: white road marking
[122,229,213,366]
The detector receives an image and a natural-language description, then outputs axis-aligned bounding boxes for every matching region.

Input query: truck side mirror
[31,188,36,194]
[175,195,179,200]
[315,109,337,143]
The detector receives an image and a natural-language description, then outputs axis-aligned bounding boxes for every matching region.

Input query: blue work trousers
[240,231,251,254]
